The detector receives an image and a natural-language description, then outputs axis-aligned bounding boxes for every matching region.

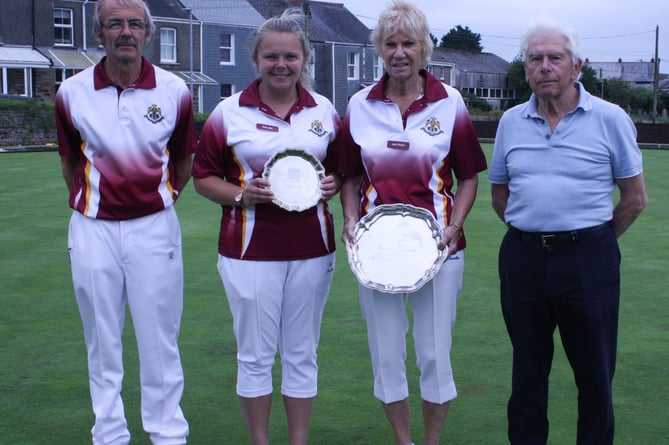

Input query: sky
[342,0,668,73]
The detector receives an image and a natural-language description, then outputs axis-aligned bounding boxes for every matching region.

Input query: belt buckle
[540,234,555,247]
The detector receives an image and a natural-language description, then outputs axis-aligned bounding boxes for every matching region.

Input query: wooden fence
[473,120,669,146]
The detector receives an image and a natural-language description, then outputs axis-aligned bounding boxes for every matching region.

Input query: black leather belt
[507,222,611,248]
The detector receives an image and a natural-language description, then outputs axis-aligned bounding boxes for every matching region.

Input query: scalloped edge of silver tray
[345,203,448,293]
[262,149,325,212]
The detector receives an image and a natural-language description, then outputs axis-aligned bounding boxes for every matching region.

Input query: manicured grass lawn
[1,145,667,444]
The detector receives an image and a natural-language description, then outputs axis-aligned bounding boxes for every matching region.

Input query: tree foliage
[506,56,531,107]
[438,25,483,52]
[579,64,600,96]
[604,78,632,109]
[628,85,654,112]
[502,58,663,118]
[659,90,669,112]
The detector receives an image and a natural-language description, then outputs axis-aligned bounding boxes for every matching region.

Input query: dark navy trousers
[499,224,620,445]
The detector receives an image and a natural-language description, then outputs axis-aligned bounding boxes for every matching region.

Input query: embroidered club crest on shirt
[309,119,327,137]
[421,116,444,136]
[144,104,165,124]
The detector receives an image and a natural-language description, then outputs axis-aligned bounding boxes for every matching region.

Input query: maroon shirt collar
[366,69,448,103]
[94,56,156,90]
[239,78,318,109]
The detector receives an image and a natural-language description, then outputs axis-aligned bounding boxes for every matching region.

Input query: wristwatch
[234,189,245,206]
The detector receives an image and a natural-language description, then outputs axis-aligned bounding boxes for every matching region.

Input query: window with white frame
[1,68,29,96]
[220,33,235,65]
[373,56,384,80]
[160,28,177,63]
[54,8,74,46]
[347,52,359,80]
[220,84,234,100]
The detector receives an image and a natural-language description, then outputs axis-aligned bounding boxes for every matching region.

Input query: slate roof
[584,61,655,83]
[245,0,289,19]
[431,47,510,74]
[179,0,265,26]
[145,0,191,20]
[246,0,371,44]
[307,2,370,43]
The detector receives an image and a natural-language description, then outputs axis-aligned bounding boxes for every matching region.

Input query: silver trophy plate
[262,149,325,212]
[345,204,448,293]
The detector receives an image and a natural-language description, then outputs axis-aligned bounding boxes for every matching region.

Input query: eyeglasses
[102,18,147,32]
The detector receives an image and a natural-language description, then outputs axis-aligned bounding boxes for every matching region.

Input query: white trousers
[359,251,465,404]
[68,208,188,445]
[218,253,335,398]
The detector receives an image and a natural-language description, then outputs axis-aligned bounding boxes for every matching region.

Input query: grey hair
[371,0,434,68]
[520,16,583,64]
[93,0,155,39]
[252,8,313,90]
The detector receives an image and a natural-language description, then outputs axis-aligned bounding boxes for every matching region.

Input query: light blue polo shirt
[488,82,643,232]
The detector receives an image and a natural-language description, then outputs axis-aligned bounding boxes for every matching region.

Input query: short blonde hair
[371,0,433,68]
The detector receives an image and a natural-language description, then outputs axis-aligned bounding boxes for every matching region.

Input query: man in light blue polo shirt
[488,16,648,445]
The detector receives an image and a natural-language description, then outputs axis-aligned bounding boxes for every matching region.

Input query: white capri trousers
[218,253,335,399]
[68,207,188,445]
[359,250,465,405]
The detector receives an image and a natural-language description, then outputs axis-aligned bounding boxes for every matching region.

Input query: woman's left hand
[244,177,275,206]
[320,174,342,201]
[438,224,461,256]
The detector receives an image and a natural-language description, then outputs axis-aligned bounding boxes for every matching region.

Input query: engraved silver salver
[262,149,325,212]
[345,204,448,293]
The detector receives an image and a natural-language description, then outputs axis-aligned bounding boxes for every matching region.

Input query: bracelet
[344,215,357,222]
